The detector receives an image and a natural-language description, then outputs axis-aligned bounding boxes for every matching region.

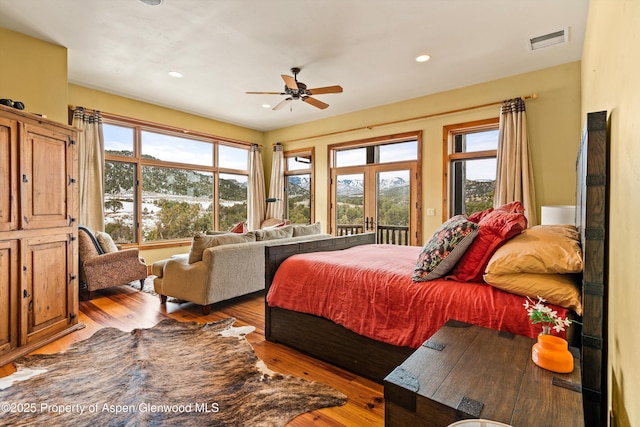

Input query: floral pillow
[413,215,479,281]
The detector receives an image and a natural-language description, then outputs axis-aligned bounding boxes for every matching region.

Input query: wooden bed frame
[265,111,609,427]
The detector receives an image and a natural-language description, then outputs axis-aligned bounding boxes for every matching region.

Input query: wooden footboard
[265,233,415,382]
[267,306,413,382]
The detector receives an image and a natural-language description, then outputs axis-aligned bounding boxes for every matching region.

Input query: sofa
[152,223,331,314]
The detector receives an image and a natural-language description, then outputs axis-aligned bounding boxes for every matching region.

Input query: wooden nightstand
[384,320,583,426]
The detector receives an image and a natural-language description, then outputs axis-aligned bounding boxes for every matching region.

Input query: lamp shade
[540,205,576,225]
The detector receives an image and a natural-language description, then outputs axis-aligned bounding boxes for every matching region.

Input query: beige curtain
[266,143,285,220]
[494,98,537,225]
[72,107,105,232]
[247,144,266,230]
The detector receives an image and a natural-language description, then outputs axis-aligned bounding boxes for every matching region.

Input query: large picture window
[444,118,499,218]
[102,116,250,244]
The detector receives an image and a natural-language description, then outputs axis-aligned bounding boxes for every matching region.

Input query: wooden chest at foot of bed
[383,320,583,427]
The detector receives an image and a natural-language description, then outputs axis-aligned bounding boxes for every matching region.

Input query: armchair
[78,226,148,300]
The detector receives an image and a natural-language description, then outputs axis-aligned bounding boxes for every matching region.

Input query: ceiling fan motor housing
[284,81,308,98]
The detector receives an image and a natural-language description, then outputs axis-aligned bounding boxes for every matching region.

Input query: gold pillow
[188,232,255,264]
[485,225,582,275]
[484,272,582,315]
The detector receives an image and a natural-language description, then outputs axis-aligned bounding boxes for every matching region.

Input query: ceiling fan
[246,67,343,110]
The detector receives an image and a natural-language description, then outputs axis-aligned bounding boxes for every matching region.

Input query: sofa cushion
[254,225,293,241]
[96,231,119,253]
[292,222,321,237]
[188,232,256,264]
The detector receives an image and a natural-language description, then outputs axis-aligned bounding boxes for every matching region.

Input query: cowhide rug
[0,318,347,426]
[130,276,158,296]
[130,276,184,303]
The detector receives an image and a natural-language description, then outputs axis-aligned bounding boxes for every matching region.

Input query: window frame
[442,117,499,221]
[101,112,252,248]
[283,147,315,224]
[328,131,422,244]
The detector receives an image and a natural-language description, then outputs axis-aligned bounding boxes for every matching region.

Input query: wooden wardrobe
[0,104,83,367]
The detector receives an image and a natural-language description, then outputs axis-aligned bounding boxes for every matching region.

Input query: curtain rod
[69,105,101,114]
[280,93,537,144]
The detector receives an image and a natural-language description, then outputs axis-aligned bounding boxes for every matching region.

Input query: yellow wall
[265,62,582,238]
[582,1,640,426]
[68,85,264,145]
[0,27,68,123]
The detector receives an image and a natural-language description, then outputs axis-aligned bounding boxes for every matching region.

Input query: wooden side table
[384,320,583,426]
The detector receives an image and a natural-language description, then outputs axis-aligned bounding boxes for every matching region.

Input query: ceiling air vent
[528,28,569,51]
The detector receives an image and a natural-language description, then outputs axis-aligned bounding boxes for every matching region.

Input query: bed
[264,111,609,427]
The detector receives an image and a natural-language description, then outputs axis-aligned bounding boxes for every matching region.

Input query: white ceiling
[0,0,589,132]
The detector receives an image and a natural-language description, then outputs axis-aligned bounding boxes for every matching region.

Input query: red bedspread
[266,244,571,348]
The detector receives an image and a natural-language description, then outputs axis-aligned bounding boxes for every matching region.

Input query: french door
[330,161,418,245]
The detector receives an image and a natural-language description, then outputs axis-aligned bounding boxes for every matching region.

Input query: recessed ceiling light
[140,0,163,5]
[415,54,431,63]
[262,104,271,109]
[168,71,183,78]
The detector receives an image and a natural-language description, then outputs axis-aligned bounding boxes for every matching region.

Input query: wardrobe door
[0,240,19,357]
[20,124,75,230]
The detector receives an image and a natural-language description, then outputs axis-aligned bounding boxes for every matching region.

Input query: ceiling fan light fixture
[415,54,431,63]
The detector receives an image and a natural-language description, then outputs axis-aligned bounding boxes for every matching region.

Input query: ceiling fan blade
[281,75,298,90]
[307,85,343,95]
[273,98,292,110]
[246,91,285,95]
[303,96,329,110]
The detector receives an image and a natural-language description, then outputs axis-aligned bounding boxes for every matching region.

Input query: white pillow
[96,231,119,253]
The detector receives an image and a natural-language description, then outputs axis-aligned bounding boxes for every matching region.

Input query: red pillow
[468,201,525,223]
[447,207,527,282]
[229,221,248,233]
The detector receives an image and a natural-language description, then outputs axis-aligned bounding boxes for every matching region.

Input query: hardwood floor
[1,284,385,426]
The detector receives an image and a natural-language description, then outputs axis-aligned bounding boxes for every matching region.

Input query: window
[284,148,314,224]
[444,118,499,218]
[102,116,250,244]
[329,132,421,245]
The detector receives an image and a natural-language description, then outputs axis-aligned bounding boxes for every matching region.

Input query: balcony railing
[336,224,410,245]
